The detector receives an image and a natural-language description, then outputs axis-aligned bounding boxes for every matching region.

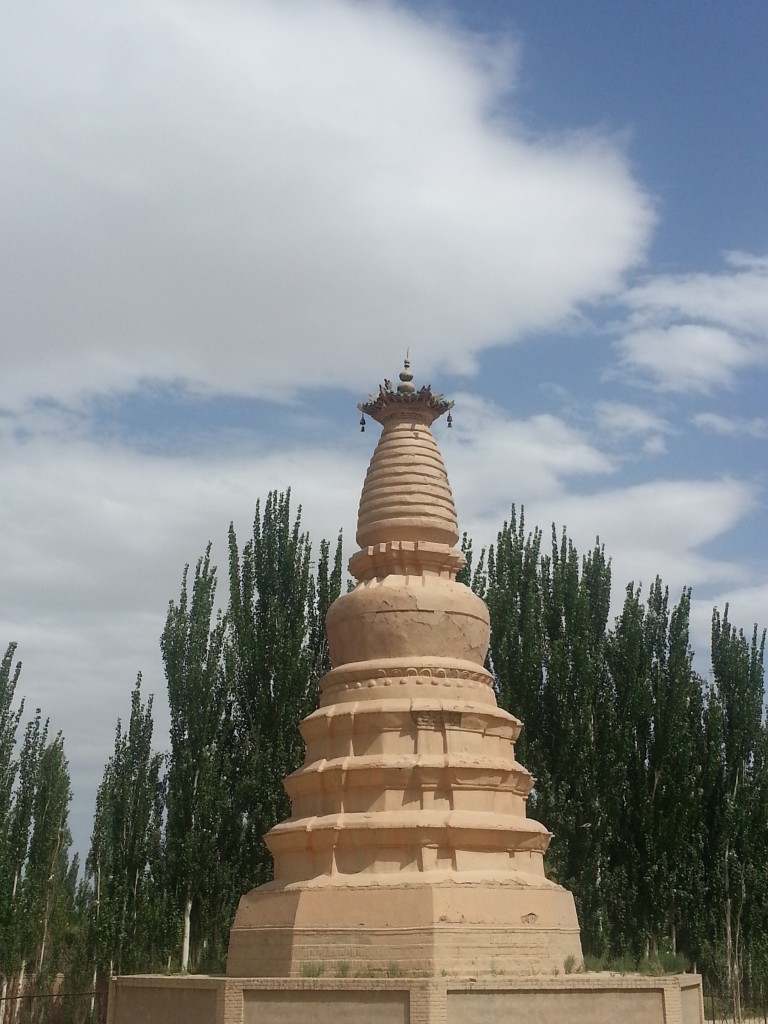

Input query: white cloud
[692,412,767,438]
[690,582,768,682]
[0,428,365,857]
[616,252,768,392]
[0,0,652,412]
[594,400,671,454]
[625,253,768,337]
[445,393,614,525]
[617,324,759,393]
[708,584,768,639]
[523,478,756,601]
[444,401,756,605]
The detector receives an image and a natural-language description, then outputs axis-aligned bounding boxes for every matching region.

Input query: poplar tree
[162,547,228,973]
[0,709,48,1008]
[0,644,23,852]
[1,649,83,1022]
[536,529,614,954]
[0,643,24,1011]
[605,581,704,960]
[156,493,342,974]
[21,735,73,984]
[701,609,766,1014]
[481,508,544,767]
[225,491,343,891]
[86,676,164,981]
[480,516,616,955]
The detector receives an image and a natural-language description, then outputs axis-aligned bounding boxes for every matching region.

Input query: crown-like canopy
[358,358,454,427]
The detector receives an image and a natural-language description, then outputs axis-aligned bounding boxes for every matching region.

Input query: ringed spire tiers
[352,360,461,577]
[227,362,583,979]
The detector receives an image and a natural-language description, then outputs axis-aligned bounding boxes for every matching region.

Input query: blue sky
[454,1,767,258]
[1,0,766,857]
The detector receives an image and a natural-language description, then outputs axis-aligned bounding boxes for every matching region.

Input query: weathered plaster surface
[228,370,582,978]
[109,973,705,1024]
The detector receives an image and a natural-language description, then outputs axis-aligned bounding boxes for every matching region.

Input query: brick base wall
[109,972,704,1024]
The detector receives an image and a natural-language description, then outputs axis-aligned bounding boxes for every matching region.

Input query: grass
[300,962,325,978]
[582,952,690,975]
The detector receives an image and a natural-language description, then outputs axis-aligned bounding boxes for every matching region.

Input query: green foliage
[0,647,78,1020]
[698,609,767,1015]
[0,643,27,983]
[483,508,544,763]
[162,546,229,972]
[482,515,617,953]
[0,644,23,855]
[23,736,73,981]
[151,490,343,974]
[9,487,761,1012]
[225,491,342,891]
[86,675,165,977]
[583,951,689,975]
[300,961,325,977]
[603,580,705,960]
[1,703,54,984]
[475,508,766,1002]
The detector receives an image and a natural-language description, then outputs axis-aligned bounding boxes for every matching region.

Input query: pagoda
[227,361,583,978]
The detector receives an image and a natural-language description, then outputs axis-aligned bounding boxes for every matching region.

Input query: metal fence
[705,989,768,1024]
[0,989,105,1024]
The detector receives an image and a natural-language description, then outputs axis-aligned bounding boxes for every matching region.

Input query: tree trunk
[725,844,743,1023]
[89,964,97,1020]
[90,858,101,1018]
[37,914,48,975]
[181,894,193,973]
[10,962,25,1024]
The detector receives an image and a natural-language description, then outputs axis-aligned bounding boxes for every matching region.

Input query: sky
[1,0,766,860]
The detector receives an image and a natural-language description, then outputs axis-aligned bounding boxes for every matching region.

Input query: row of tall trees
[0,645,80,1024]
[1,492,342,1022]
[84,491,343,988]
[1,492,765,1021]
[465,509,767,1013]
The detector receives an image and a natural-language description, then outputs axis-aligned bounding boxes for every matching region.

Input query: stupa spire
[351,361,462,579]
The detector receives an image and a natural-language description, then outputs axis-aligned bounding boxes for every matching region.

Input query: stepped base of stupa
[227,874,582,978]
[109,972,705,1024]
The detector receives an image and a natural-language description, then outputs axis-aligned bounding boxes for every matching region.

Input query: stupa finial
[397,357,416,394]
[357,360,454,427]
